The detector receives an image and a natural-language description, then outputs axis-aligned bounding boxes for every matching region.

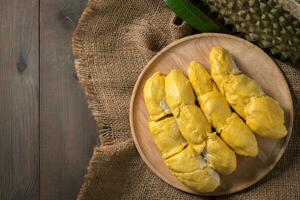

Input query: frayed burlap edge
[72,5,114,200]
[72,6,114,146]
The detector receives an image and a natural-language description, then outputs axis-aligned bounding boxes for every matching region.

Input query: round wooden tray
[129,33,293,195]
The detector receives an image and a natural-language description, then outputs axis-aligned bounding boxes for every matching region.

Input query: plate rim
[129,33,294,196]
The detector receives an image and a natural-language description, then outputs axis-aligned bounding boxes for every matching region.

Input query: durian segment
[144,72,171,121]
[198,91,231,132]
[210,47,287,138]
[189,61,258,157]
[221,113,258,157]
[245,96,287,138]
[148,117,187,159]
[188,61,215,95]
[205,133,237,175]
[176,105,210,153]
[165,69,196,117]
[165,69,209,153]
[145,70,220,193]
[165,145,206,172]
[189,61,231,130]
[165,146,220,193]
[174,169,220,193]
[209,47,240,93]
[224,74,264,118]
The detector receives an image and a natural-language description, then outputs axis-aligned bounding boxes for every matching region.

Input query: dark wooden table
[0,0,98,199]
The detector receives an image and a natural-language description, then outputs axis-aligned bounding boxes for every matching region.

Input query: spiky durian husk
[275,0,300,21]
[202,0,300,62]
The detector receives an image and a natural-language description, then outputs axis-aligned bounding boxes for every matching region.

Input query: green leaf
[165,0,220,32]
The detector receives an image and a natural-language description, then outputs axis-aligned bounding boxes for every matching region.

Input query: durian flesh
[198,91,231,132]
[144,72,222,193]
[205,133,237,175]
[221,113,258,156]
[143,47,288,193]
[176,105,209,153]
[165,146,220,193]
[143,72,171,121]
[165,69,207,153]
[223,74,264,119]
[245,96,287,138]
[165,69,196,117]
[165,69,237,175]
[210,47,287,138]
[148,117,187,159]
[188,61,258,156]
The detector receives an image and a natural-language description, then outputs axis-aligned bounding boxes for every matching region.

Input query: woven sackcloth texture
[72,0,300,199]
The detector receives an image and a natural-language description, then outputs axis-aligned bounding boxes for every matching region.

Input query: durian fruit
[222,74,264,119]
[165,69,237,175]
[210,47,287,139]
[148,117,187,159]
[220,113,258,155]
[165,146,220,193]
[144,72,171,121]
[165,69,196,117]
[188,61,258,157]
[201,0,300,62]
[274,0,300,21]
[165,69,207,153]
[148,116,219,192]
[176,105,209,153]
[144,72,221,193]
[205,133,237,175]
[245,96,288,138]
[176,104,237,174]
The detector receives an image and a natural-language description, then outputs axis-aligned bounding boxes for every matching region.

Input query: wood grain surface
[40,0,97,199]
[0,0,39,199]
[130,33,294,196]
[0,0,97,199]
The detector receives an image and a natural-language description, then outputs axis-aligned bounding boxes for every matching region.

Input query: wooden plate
[129,33,293,195]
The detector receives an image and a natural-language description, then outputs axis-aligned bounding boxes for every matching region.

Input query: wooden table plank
[40,0,98,199]
[0,0,39,199]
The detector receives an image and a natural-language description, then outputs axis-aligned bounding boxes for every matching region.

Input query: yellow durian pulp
[188,61,215,95]
[176,105,210,153]
[223,74,264,119]
[165,68,237,176]
[209,46,287,139]
[209,47,240,93]
[143,72,171,121]
[221,113,258,157]
[142,46,288,193]
[165,69,195,117]
[144,71,221,193]
[165,146,220,193]
[174,169,220,194]
[205,133,237,175]
[245,96,287,138]
[198,91,231,132]
[188,61,258,157]
[189,61,231,131]
[165,69,208,153]
[165,145,206,172]
[148,117,187,159]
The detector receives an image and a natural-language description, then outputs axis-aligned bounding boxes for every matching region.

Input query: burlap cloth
[72,0,300,199]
